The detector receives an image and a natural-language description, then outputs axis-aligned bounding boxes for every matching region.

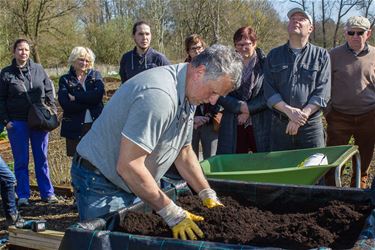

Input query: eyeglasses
[235,42,253,48]
[78,58,91,63]
[347,30,366,36]
[189,46,203,52]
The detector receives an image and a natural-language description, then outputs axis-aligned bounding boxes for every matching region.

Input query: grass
[0,130,7,140]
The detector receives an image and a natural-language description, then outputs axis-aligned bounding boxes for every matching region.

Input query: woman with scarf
[0,38,58,206]
[58,47,104,157]
[217,26,271,154]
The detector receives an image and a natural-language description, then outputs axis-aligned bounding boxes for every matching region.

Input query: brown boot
[351,176,368,189]
[361,176,368,189]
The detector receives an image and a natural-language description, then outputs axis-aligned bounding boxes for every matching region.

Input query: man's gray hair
[191,44,243,90]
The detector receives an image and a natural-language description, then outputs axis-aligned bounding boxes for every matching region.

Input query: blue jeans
[7,120,54,199]
[0,156,17,217]
[270,113,325,151]
[71,159,137,221]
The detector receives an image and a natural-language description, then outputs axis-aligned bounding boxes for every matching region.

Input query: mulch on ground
[0,190,78,232]
[118,195,373,249]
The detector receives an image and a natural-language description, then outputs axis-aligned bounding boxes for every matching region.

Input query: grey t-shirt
[76,63,195,193]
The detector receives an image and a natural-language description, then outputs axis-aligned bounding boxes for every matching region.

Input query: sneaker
[17,198,30,207]
[351,176,368,189]
[6,212,24,227]
[43,195,58,204]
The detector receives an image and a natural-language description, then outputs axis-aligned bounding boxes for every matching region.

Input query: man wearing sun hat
[264,7,331,151]
[325,16,375,189]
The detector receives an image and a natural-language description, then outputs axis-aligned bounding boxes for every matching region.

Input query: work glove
[199,188,224,208]
[157,201,204,240]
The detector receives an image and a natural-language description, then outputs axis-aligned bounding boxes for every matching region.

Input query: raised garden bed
[60,180,375,250]
[119,195,371,249]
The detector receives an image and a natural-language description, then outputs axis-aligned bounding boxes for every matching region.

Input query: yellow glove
[156,202,204,240]
[202,197,224,208]
[171,211,204,240]
[199,188,224,208]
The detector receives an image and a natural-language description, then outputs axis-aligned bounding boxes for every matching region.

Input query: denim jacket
[264,42,331,119]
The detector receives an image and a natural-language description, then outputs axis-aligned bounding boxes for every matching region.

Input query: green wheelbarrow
[200,145,361,187]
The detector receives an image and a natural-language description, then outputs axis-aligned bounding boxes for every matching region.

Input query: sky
[272,0,363,22]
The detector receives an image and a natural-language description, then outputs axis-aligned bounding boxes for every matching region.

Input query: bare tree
[312,1,317,42]
[322,0,327,47]
[1,0,84,63]
[358,0,375,27]
[289,0,308,9]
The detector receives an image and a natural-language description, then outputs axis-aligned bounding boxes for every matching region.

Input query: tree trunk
[32,44,41,64]
[321,0,327,48]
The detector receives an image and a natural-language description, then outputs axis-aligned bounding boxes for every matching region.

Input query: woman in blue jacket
[58,47,104,156]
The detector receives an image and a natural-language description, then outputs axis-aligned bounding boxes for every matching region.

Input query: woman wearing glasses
[58,47,104,157]
[217,26,271,154]
[0,38,58,206]
[185,34,221,160]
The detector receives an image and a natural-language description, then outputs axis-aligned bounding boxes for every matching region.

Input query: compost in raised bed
[117,194,373,249]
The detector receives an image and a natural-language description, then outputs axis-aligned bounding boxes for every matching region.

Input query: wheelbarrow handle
[334,151,361,188]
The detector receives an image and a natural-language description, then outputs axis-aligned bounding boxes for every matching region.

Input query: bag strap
[21,83,33,105]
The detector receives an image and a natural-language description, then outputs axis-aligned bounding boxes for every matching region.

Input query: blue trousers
[0,156,17,217]
[71,158,138,221]
[7,120,54,199]
[270,113,325,151]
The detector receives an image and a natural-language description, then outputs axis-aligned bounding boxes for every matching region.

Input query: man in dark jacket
[264,8,331,151]
[119,20,170,83]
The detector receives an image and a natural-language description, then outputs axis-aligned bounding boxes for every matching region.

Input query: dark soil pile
[118,195,372,249]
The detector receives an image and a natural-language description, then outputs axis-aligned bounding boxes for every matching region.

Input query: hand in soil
[172,212,204,240]
[203,198,224,208]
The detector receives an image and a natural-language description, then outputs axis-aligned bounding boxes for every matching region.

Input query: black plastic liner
[59,179,375,250]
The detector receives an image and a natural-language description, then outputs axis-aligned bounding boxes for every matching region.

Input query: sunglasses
[347,31,366,36]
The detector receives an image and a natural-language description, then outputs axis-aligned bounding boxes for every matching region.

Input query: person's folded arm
[247,93,267,115]
[302,104,320,118]
[58,77,88,113]
[217,95,243,114]
[74,72,105,105]
[273,101,307,126]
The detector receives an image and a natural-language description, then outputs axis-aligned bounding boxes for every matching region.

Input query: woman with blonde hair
[58,47,104,156]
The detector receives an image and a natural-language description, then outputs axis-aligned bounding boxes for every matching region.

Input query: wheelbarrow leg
[334,151,361,188]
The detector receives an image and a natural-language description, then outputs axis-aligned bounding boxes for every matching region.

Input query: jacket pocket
[270,64,289,87]
[300,63,319,84]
